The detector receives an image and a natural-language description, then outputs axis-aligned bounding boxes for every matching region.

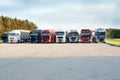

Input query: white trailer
[67,30,79,43]
[92,28,106,43]
[8,30,30,43]
[55,30,66,43]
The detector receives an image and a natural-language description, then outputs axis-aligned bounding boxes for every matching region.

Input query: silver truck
[67,30,79,43]
[92,28,106,43]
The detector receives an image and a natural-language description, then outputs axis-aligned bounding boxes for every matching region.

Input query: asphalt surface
[0,43,120,80]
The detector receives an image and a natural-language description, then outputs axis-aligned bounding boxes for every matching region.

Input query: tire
[92,38,96,43]
[17,40,20,43]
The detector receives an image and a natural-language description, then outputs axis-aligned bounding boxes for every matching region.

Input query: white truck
[67,30,79,43]
[8,30,30,43]
[92,28,106,43]
[55,30,66,43]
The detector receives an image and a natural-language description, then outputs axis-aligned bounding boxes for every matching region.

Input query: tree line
[0,16,37,35]
[106,29,120,39]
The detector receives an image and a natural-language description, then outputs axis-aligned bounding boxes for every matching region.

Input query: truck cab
[8,31,20,43]
[41,30,55,43]
[80,29,91,43]
[67,30,79,43]
[92,28,106,43]
[8,30,30,43]
[55,31,66,43]
[1,33,8,43]
[30,29,41,43]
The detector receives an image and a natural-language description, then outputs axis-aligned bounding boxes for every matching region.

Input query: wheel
[92,38,96,43]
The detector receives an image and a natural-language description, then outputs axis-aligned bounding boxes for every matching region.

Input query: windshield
[96,32,105,36]
[30,33,38,36]
[56,32,64,35]
[69,32,79,36]
[3,34,8,36]
[30,30,41,36]
[41,32,50,36]
[9,33,16,36]
[81,32,90,36]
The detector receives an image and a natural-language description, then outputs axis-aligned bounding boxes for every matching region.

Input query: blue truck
[1,33,8,42]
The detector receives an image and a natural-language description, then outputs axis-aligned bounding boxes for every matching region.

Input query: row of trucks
[1,28,106,43]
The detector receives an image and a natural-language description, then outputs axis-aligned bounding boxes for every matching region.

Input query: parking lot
[0,43,120,57]
[0,43,120,80]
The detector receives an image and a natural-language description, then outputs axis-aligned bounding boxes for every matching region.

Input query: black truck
[29,29,42,43]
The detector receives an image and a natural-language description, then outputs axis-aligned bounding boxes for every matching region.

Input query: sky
[0,0,120,30]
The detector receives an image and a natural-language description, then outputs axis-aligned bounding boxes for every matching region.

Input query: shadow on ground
[0,57,120,80]
[105,43,120,47]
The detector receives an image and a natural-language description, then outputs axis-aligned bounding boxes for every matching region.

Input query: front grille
[10,37,14,39]
[71,37,76,41]
[83,37,88,41]
[44,39,48,42]
[99,39,104,42]
[58,38,62,42]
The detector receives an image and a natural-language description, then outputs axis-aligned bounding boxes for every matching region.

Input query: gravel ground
[0,43,120,57]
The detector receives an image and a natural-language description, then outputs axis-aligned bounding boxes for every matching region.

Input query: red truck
[41,29,56,43]
[80,29,91,43]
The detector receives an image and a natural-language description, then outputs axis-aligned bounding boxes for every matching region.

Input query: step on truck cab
[80,29,91,43]
[92,28,106,43]
[55,30,66,43]
[29,29,42,43]
[1,32,8,43]
[8,30,30,43]
[67,30,79,43]
[41,29,56,43]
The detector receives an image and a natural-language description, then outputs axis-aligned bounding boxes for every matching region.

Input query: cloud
[0,0,13,6]
[0,0,120,29]
[0,0,21,7]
